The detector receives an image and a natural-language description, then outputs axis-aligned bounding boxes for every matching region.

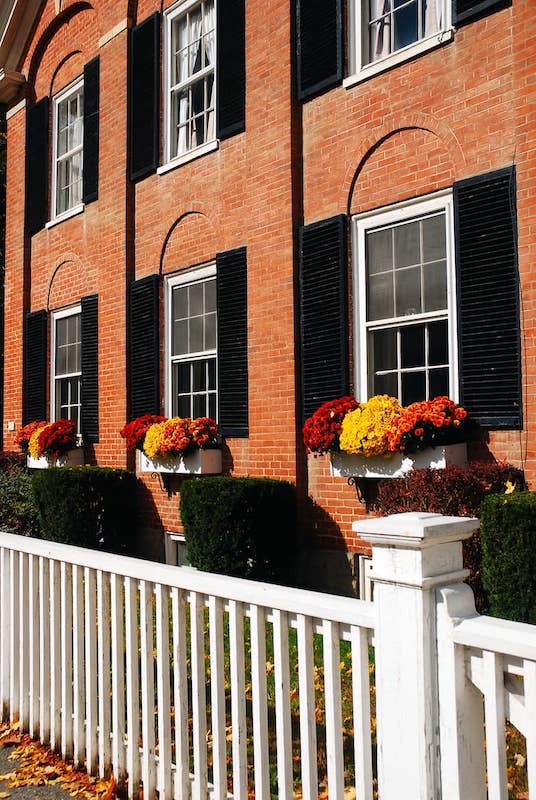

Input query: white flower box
[138,449,222,475]
[330,443,467,479]
[27,448,85,469]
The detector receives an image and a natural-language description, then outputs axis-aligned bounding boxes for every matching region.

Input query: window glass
[365,0,441,66]
[54,81,84,217]
[54,310,82,433]
[167,0,216,160]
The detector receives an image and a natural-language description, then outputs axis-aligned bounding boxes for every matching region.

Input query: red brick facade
[0,0,533,592]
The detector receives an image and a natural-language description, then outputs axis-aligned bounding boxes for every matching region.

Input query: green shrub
[480,492,536,623]
[31,466,139,553]
[0,453,41,538]
[180,477,297,582]
[375,461,526,613]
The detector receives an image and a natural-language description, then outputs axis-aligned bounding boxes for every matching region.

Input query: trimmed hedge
[375,461,526,613]
[31,466,139,553]
[180,477,297,582]
[480,492,536,624]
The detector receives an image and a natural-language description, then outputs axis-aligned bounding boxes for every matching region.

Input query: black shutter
[81,294,99,442]
[129,13,160,181]
[23,310,47,424]
[216,0,246,139]
[299,215,349,422]
[216,247,248,437]
[128,275,160,419]
[83,57,100,204]
[25,98,49,235]
[454,166,521,428]
[454,0,511,27]
[296,0,343,101]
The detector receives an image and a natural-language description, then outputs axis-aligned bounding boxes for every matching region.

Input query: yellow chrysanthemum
[340,395,401,457]
[28,425,49,459]
[143,421,167,459]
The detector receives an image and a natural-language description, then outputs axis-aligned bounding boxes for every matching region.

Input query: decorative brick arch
[343,112,466,215]
[47,254,89,311]
[159,207,217,276]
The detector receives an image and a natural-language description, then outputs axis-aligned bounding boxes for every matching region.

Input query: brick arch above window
[159,209,217,276]
[46,255,90,310]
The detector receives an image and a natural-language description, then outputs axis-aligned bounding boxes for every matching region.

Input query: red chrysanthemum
[120,414,166,451]
[302,396,359,455]
[38,419,77,459]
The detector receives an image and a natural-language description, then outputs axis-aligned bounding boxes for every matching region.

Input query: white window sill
[46,203,85,229]
[157,139,219,176]
[344,28,454,89]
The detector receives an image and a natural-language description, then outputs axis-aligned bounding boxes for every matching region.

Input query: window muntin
[354,194,457,406]
[165,0,216,162]
[52,307,82,433]
[167,266,217,419]
[52,79,84,218]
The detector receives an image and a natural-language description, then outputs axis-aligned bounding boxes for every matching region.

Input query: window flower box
[330,443,467,479]
[138,449,222,475]
[27,447,85,470]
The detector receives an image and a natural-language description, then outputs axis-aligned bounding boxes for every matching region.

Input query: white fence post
[354,511,479,800]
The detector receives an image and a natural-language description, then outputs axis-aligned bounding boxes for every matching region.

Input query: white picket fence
[0,512,536,799]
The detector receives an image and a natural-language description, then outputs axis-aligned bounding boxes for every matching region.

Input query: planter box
[138,449,222,475]
[330,443,467,479]
[27,447,85,469]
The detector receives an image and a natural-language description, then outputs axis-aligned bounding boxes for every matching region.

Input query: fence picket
[97,570,112,776]
[297,613,318,800]
[208,595,226,800]
[125,576,141,796]
[50,560,62,749]
[72,565,86,767]
[229,600,247,800]
[9,549,19,724]
[28,554,39,737]
[352,626,373,800]
[483,650,508,800]
[171,587,189,800]
[250,604,270,800]
[61,561,73,758]
[110,574,126,782]
[323,620,344,799]
[155,583,172,800]
[190,590,208,800]
[524,659,536,798]
[18,552,29,729]
[38,556,50,742]
[273,608,293,799]
[85,567,98,773]
[140,580,156,797]
[0,548,10,721]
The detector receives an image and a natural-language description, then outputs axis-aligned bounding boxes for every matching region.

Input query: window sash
[51,306,82,433]
[52,79,84,219]
[353,192,458,404]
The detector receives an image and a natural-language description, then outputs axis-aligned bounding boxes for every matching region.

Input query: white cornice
[0,0,42,101]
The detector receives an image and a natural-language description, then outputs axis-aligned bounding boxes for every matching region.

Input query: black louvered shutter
[454,0,511,27]
[454,166,521,428]
[216,0,246,139]
[216,247,248,437]
[83,57,100,204]
[296,0,343,101]
[25,98,49,235]
[299,215,349,422]
[129,13,160,181]
[128,275,160,419]
[23,310,47,424]
[81,294,99,442]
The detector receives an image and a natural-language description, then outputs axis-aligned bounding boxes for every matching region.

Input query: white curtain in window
[176,17,190,156]
[424,0,442,37]
[370,0,391,62]
[205,1,216,142]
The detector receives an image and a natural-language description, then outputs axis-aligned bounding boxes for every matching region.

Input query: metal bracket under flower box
[330,443,468,479]
[138,449,222,476]
[27,448,85,469]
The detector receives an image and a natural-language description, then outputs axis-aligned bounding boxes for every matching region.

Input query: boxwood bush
[480,492,536,623]
[0,453,41,538]
[180,477,297,582]
[31,466,139,553]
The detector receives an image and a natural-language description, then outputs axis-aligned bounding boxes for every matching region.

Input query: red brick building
[0,0,531,593]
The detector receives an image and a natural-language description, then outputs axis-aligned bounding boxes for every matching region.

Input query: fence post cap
[353,511,479,548]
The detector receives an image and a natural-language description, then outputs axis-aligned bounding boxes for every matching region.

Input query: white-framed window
[51,78,84,220]
[352,191,458,406]
[346,0,452,84]
[163,0,216,165]
[51,306,82,433]
[166,264,217,419]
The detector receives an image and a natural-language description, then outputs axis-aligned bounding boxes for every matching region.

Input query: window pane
[189,283,204,316]
[374,372,398,397]
[395,265,421,316]
[208,358,216,390]
[423,260,447,312]
[429,368,449,398]
[401,370,426,405]
[189,316,204,352]
[371,328,397,372]
[205,280,216,312]
[173,319,189,355]
[193,360,206,392]
[394,220,420,268]
[177,363,191,393]
[209,394,216,419]
[423,214,446,262]
[428,320,448,366]
[173,286,189,320]
[393,0,418,50]
[401,325,424,369]
[193,394,205,418]
[57,317,68,347]
[368,271,394,320]
[205,312,216,350]
[178,395,191,417]
[367,228,392,275]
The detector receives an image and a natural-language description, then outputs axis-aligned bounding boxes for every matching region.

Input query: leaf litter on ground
[0,724,116,799]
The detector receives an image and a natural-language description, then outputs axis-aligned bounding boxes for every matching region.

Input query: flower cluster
[121,415,219,459]
[303,395,471,458]
[387,396,469,454]
[340,395,402,457]
[21,419,78,460]
[302,396,359,455]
